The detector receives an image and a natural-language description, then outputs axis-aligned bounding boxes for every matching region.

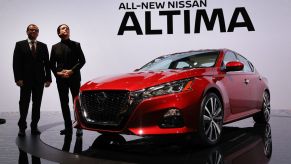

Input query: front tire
[198,92,224,145]
[253,91,271,123]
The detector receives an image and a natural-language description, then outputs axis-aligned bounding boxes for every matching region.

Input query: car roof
[159,49,226,58]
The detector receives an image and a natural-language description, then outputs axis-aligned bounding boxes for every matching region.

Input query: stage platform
[1,110,291,164]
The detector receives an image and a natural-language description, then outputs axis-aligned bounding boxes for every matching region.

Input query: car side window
[223,51,237,67]
[176,61,191,69]
[236,54,253,72]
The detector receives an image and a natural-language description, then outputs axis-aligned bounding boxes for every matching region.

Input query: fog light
[159,108,184,128]
[164,108,181,117]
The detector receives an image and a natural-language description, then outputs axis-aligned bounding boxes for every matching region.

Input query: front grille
[80,90,133,129]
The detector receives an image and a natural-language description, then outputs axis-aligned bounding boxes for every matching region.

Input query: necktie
[31,41,36,57]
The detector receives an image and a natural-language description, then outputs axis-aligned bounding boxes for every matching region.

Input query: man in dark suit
[13,24,51,137]
[50,24,86,135]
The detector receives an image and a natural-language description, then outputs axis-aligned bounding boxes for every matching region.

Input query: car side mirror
[225,61,244,72]
[134,69,139,72]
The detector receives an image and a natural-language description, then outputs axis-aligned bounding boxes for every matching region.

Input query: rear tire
[198,92,224,145]
[253,91,271,123]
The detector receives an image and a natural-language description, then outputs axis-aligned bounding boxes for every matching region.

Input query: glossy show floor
[0,110,291,164]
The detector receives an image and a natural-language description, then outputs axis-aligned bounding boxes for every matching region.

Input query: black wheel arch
[265,88,271,98]
[203,87,224,109]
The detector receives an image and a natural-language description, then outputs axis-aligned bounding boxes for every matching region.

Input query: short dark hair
[57,24,69,37]
[26,24,38,32]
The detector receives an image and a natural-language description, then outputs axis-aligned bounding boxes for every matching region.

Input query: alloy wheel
[263,92,271,122]
[202,94,223,143]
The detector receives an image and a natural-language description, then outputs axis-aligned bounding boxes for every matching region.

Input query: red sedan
[74,49,270,145]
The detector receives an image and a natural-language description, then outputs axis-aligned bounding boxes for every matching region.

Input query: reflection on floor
[78,124,272,164]
[0,110,291,164]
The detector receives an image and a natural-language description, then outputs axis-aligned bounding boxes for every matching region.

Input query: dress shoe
[31,129,41,135]
[0,118,6,124]
[18,130,26,137]
[76,128,83,137]
[60,129,72,135]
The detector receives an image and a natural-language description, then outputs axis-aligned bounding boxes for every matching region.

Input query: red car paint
[74,49,269,140]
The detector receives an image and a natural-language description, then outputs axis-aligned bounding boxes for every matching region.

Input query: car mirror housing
[225,61,244,72]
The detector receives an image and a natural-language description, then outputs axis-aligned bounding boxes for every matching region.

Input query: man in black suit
[50,24,86,135]
[13,24,51,136]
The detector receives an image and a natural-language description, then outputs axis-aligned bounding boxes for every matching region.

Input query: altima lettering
[117,8,255,35]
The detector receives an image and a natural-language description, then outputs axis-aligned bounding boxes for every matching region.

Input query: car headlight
[141,78,193,98]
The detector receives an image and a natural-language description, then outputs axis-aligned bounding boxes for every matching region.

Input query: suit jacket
[13,40,52,85]
[50,40,86,82]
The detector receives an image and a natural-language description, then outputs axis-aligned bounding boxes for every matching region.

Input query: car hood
[81,69,212,91]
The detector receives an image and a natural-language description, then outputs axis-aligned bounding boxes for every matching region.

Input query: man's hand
[16,80,24,87]
[44,81,51,87]
[62,69,74,78]
[57,71,65,77]
[57,70,73,78]
[57,70,67,78]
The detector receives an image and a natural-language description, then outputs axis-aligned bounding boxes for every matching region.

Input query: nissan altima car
[74,49,270,145]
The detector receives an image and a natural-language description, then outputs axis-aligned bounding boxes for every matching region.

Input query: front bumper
[74,90,202,135]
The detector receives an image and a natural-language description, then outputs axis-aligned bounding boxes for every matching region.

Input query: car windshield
[138,51,220,71]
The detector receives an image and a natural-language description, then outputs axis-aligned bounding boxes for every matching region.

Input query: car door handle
[244,79,250,84]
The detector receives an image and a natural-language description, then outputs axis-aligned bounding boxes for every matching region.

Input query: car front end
[74,73,210,136]
[74,50,220,136]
